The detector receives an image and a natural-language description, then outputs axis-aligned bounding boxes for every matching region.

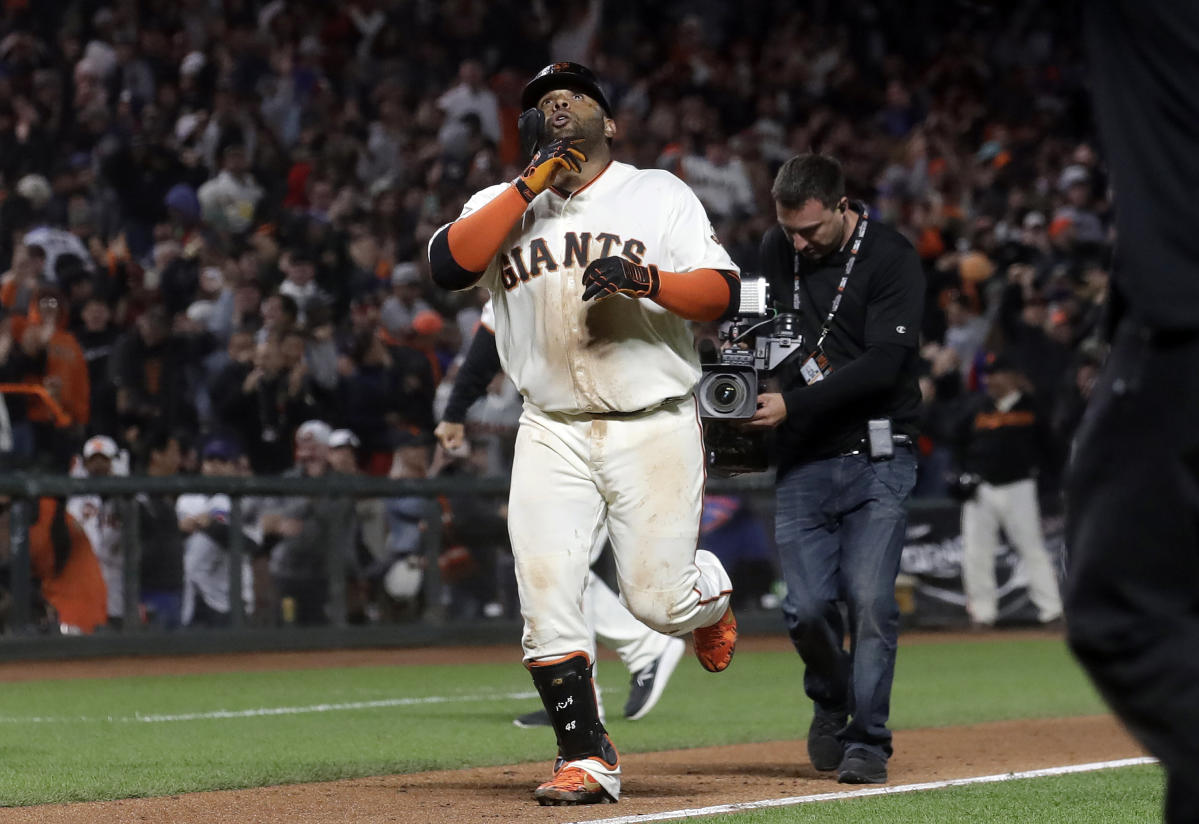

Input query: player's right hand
[434,420,467,452]
[513,137,586,202]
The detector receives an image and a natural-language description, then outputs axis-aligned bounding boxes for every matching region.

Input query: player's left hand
[741,393,788,429]
[581,256,660,301]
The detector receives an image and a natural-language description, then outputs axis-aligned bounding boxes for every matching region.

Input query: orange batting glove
[513,137,587,202]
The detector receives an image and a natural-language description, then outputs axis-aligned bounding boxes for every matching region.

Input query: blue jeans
[775,446,917,760]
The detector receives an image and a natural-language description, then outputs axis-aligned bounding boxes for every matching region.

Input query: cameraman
[744,154,923,785]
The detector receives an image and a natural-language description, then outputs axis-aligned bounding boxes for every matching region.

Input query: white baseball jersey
[67,494,123,618]
[441,160,738,414]
[177,493,256,621]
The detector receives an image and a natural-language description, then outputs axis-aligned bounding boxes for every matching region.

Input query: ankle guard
[527,653,615,764]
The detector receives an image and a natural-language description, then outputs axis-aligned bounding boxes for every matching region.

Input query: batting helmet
[521,62,613,116]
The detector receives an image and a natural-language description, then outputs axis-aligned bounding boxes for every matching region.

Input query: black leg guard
[527,653,618,767]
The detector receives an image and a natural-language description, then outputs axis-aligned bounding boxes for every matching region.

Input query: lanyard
[793,207,869,351]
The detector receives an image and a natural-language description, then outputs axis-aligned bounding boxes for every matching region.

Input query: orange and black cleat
[692,606,737,672]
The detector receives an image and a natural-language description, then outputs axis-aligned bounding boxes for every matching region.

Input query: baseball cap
[82,435,118,460]
[180,51,207,77]
[295,419,332,446]
[202,437,243,461]
[1057,164,1090,192]
[411,310,444,337]
[1022,211,1046,230]
[329,429,360,450]
[391,262,421,286]
[521,62,612,116]
[165,183,200,220]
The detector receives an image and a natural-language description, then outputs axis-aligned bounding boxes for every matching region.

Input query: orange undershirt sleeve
[445,185,529,272]
[653,268,738,322]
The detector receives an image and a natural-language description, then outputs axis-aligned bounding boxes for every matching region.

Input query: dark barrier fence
[0,472,1062,659]
[0,472,778,637]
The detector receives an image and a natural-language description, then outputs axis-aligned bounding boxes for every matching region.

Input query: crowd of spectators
[0,0,1107,631]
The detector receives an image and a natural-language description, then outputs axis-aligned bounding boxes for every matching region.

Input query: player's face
[537,88,611,144]
[776,197,850,260]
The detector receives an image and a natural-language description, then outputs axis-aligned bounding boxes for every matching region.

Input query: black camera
[697,278,804,475]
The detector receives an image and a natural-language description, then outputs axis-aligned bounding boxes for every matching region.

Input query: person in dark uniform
[1067,4,1199,822]
[953,354,1062,629]
[744,153,924,785]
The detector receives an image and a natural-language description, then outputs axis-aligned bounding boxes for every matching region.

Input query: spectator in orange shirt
[10,286,89,468]
[0,243,45,314]
[19,497,107,634]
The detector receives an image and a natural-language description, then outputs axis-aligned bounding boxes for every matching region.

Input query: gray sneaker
[623,637,686,720]
[513,708,551,728]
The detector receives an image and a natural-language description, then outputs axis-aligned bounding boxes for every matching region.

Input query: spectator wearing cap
[164,184,202,234]
[178,438,261,628]
[23,219,94,287]
[1053,165,1105,246]
[408,308,451,384]
[951,353,1062,629]
[328,428,384,622]
[66,434,125,627]
[328,428,362,474]
[380,262,432,338]
[135,429,186,630]
[259,420,356,625]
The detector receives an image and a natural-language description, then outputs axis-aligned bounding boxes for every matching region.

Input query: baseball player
[435,304,687,727]
[428,62,741,806]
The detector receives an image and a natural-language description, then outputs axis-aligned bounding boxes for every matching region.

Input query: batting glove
[581,256,660,301]
[513,137,587,202]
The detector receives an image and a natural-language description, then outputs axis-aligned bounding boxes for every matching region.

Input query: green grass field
[0,636,1163,820]
[719,766,1163,823]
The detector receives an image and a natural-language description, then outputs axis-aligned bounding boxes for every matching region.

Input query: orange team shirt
[8,316,90,426]
[28,498,108,633]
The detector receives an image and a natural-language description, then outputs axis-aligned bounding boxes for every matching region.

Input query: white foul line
[0,690,541,724]
[568,757,1159,824]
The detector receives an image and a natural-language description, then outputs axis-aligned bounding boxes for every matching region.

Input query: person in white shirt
[436,59,502,151]
[67,435,127,626]
[197,142,264,235]
[177,438,260,627]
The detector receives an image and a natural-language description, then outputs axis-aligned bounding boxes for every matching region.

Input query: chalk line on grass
[568,757,1159,824]
[0,691,541,723]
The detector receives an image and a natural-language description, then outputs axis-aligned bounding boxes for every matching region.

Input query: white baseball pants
[509,396,732,661]
[961,477,1063,625]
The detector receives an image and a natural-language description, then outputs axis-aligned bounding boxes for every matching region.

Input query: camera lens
[714,382,738,406]
[706,376,743,413]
